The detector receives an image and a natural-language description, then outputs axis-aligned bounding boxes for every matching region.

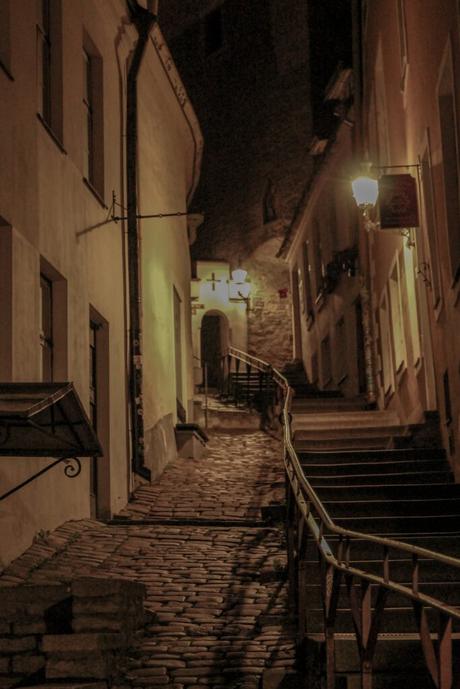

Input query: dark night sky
[308,0,352,125]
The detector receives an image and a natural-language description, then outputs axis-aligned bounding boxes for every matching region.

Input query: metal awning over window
[0,382,102,457]
[0,383,102,502]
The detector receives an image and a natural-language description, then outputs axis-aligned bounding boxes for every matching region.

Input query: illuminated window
[37,0,62,139]
[83,34,104,197]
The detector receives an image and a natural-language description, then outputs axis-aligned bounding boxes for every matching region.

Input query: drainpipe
[126,0,157,479]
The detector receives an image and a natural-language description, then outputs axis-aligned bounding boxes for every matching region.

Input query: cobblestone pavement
[0,431,296,688]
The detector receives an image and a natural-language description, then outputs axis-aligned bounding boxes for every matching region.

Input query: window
[302,242,314,323]
[401,249,421,367]
[173,287,185,422]
[0,0,11,75]
[204,7,223,56]
[40,274,53,381]
[82,34,104,197]
[335,317,347,385]
[437,40,460,285]
[320,335,332,388]
[388,259,407,374]
[420,139,443,309]
[37,0,62,139]
[311,220,324,300]
[39,259,67,381]
[396,0,408,90]
[378,289,394,397]
[89,306,109,519]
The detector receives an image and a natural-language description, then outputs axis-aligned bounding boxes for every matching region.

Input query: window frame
[436,35,460,288]
[36,0,63,142]
[0,0,12,78]
[82,31,104,200]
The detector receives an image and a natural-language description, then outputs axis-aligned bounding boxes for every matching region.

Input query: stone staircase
[291,395,460,688]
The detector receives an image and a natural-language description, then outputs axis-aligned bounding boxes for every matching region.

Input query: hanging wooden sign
[379,173,419,229]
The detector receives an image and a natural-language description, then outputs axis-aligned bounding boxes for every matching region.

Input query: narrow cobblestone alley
[0,432,297,689]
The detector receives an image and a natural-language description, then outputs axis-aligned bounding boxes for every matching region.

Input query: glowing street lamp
[351,175,379,209]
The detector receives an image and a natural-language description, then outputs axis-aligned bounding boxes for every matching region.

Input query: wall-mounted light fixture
[230,268,251,305]
[351,164,420,247]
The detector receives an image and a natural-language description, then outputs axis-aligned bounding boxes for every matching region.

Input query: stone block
[0,585,70,616]
[72,617,123,634]
[46,655,115,680]
[0,624,10,636]
[13,619,47,635]
[175,424,208,459]
[42,633,126,653]
[0,637,36,654]
[71,578,145,600]
[12,654,45,674]
[20,683,108,689]
[0,657,10,673]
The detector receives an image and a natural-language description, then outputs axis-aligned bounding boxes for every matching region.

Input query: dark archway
[200,311,229,388]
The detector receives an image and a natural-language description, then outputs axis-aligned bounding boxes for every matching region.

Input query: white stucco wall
[0,1,202,566]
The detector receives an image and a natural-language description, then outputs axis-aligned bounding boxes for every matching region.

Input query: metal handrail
[226,351,460,689]
[225,348,460,687]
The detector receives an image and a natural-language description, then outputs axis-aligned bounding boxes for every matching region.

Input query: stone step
[295,436,395,451]
[20,684,107,689]
[323,496,460,518]
[334,512,460,534]
[297,447,447,463]
[291,397,369,412]
[301,558,460,583]
[321,533,460,560]
[330,636,460,674]
[293,410,400,428]
[303,581,460,608]
[261,668,303,688]
[309,469,454,485]
[304,605,460,635]
[294,425,406,440]
[301,458,449,476]
[315,481,460,500]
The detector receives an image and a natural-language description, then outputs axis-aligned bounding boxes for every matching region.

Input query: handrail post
[204,362,208,430]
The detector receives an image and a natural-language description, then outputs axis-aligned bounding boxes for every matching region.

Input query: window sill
[36,114,66,154]
[83,177,107,208]
[0,59,13,81]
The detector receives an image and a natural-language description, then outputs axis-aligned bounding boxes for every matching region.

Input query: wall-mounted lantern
[230,268,251,303]
[351,175,379,210]
[351,165,420,246]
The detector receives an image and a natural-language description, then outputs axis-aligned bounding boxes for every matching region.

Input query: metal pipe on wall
[126,0,158,478]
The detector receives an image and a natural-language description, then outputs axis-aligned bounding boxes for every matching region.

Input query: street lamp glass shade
[351,176,379,208]
[231,268,248,284]
[238,282,251,299]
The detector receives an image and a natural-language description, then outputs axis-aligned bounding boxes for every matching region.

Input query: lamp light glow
[351,176,379,208]
[237,282,251,299]
[231,268,248,284]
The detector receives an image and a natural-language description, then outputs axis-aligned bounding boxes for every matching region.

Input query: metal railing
[224,348,460,689]
[220,347,278,419]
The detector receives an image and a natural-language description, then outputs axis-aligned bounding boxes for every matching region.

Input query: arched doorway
[200,311,229,389]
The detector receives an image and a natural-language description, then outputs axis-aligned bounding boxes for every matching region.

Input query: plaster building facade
[0,0,202,567]
[354,0,460,477]
[282,68,368,399]
[285,0,460,479]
